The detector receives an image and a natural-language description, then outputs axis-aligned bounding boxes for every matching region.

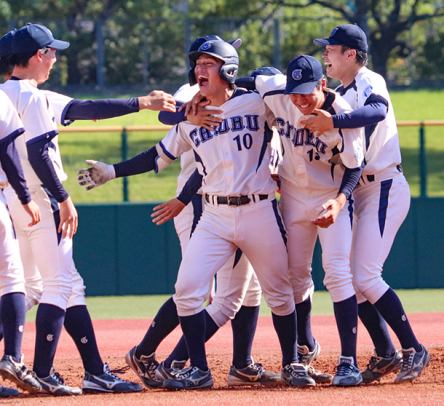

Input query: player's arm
[301,94,388,133]
[312,163,364,228]
[0,130,40,226]
[23,94,76,237]
[152,168,203,225]
[62,92,176,124]
[78,124,190,190]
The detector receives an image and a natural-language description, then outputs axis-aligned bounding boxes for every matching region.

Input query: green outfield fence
[64,121,444,296]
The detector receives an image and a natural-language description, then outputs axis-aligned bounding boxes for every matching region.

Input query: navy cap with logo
[0,29,16,58]
[12,24,69,54]
[313,24,368,53]
[284,55,323,95]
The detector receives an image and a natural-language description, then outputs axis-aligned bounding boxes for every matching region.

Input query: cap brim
[229,38,242,50]
[47,39,69,50]
[284,80,318,95]
[313,38,344,47]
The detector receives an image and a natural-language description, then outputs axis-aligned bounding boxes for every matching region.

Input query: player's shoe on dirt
[34,367,82,396]
[394,344,430,384]
[0,355,41,393]
[361,349,402,383]
[331,356,362,387]
[227,362,282,387]
[125,346,162,388]
[281,363,316,387]
[0,386,19,398]
[82,363,143,393]
[298,340,333,384]
[155,360,186,382]
[163,366,213,390]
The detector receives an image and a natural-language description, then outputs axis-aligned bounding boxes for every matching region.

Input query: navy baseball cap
[12,24,69,54]
[250,66,282,78]
[313,24,368,53]
[0,29,15,58]
[284,55,323,95]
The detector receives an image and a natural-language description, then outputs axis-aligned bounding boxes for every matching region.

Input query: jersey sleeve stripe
[158,140,177,161]
[0,127,25,144]
[263,89,285,99]
[26,129,59,146]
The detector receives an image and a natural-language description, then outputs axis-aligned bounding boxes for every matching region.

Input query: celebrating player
[78,40,316,390]
[306,24,430,383]
[0,25,178,395]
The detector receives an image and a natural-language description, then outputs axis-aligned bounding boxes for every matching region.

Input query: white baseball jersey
[0,90,25,186]
[42,90,74,126]
[336,67,401,176]
[0,80,68,185]
[255,74,364,190]
[156,90,277,197]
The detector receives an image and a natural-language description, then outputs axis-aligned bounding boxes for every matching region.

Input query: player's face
[194,55,225,97]
[322,45,349,81]
[289,81,326,115]
[37,47,57,84]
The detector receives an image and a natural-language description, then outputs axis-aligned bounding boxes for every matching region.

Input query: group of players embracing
[0,20,430,397]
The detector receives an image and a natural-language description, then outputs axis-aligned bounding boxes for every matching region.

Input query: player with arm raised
[78,40,315,390]
[309,24,429,384]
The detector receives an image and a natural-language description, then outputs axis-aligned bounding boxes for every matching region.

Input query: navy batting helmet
[188,35,241,85]
[188,40,239,85]
[250,66,283,78]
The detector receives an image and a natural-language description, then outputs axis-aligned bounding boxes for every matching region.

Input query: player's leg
[126,196,204,388]
[4,186,78,395]
[164,207,241,390]
[237,198,314,388]
[0,194,41,393]
[279,180,331,383]
[317,200,361,386]
[353,175,429,383]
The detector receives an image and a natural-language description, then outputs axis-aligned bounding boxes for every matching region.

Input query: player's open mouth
[198,75,209,88]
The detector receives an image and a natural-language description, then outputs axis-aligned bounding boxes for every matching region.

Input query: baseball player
[0,25,175,394]
[78,39,282,389]
[78,40,316,390]
[0,90,42,397]
[306,24,429,383]
[233,55,366,386]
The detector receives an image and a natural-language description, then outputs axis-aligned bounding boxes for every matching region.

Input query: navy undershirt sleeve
[177,169,203,206]
[332,94,389,129]
[113,146,160,178]
[0,130,31,205]
[64,98,140,121]
[158,102,187,125]
[338,164,364,199]
[235,76,256,91]
[27,132,69,203]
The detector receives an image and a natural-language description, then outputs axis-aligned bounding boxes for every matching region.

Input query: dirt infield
[2,313,444,405]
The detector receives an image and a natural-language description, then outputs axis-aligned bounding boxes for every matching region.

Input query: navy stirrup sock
[358,300,395,357]
[271,310,298,367]
[33,303,66,377]
[136,297,179,358]
[333,295,358,365]
[296,297,315,351]
[1,292,26,362]
[231,305,259,369]
[373,288,421,352]
[179,310,208,371]
[164,310,218,368]
[64,305,104,375]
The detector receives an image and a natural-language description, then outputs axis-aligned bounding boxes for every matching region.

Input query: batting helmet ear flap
[220,63,238,84]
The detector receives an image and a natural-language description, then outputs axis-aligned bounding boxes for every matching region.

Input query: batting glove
[77,160,116,191]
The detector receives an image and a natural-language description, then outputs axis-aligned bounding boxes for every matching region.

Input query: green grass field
[25,289,444,322]
[61,89,444,203]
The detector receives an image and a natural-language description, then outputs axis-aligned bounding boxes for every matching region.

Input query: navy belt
[365,164,403,182]
[205,194,268,206]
